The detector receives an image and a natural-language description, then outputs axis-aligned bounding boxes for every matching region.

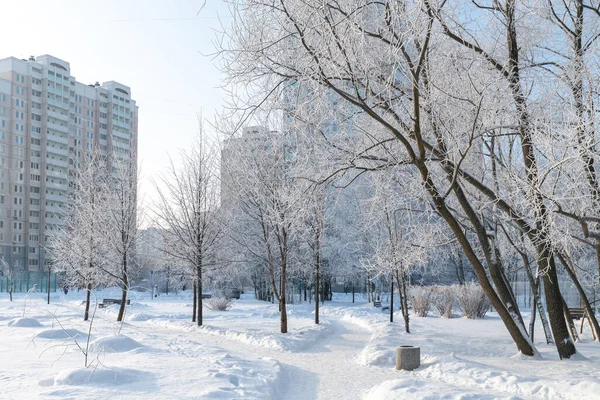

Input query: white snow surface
[0,290,599,399]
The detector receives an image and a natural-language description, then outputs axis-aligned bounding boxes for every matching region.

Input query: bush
[431,285,454,318]
[454,283,490,319]
[409,286,432,317]
[207,297,232,311]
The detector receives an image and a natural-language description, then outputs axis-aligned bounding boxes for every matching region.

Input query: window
[29,259,39,266]
[30,185,40,192]
[30,198,40,206]
[30,210,40,218]
[29,223,39,230]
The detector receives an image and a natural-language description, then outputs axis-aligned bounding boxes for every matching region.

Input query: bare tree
[153,120,221,326]
[47,151,110,321]
[221,126,307,333]
[104,154,141,322]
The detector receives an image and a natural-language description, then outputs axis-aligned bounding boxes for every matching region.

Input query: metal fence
[0,271,57,293]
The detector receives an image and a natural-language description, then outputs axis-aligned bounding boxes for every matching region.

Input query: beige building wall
[0,55,138,272]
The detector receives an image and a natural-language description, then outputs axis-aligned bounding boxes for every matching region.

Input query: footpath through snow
[174,315,397,400]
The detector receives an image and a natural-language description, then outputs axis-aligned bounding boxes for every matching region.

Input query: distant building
[0,54,138,272]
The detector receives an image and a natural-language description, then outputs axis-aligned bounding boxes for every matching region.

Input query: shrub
[431,285,454,318]
[454,283,490,319]
[207,297,232,311]
[409,286,432,317]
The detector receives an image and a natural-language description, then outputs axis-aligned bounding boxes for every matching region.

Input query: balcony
[47,134,69,146]
[112,130,130,140]
[47,98,69,109]
[45,180,67,191]
[46,157,68,169]
[47,109,69,123]
[45,169,67,180]
[47,121,69,134]
[44,192,66,203]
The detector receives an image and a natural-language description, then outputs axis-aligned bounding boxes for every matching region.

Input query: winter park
[3,0,600,399]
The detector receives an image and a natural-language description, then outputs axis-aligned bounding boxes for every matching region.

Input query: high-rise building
[0,54,138,272]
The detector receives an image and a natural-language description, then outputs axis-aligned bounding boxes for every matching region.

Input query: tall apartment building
[0,54,138,273]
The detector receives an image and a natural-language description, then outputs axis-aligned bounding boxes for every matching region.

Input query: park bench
[568,307,585,320]
[374,300,381,308]
[98,298,131,309]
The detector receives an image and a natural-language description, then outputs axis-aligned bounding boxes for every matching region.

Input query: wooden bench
[568,307,585,320]
[99,298,131,309]
[374,300,381,308]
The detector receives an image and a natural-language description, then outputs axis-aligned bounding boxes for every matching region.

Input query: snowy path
[149,316,396,399]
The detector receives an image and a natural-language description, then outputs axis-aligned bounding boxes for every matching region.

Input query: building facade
[0,54,138,272]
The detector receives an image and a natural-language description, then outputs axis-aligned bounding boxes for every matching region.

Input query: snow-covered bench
[99,299,131,309]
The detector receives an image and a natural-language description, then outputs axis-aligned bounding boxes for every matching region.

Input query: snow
[1,290,599,399]
[88,335,144,353]
[7,317,43,327]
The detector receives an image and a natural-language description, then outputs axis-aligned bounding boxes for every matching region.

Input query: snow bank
[197,321,332,352]
[88,335,144,353]
[36,328,88,340]
[7,317,43,327]
[55,367,153,386]
[128,313,151,321]
[364,377,499,400]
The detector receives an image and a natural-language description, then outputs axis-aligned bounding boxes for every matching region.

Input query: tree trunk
[117,253,128,322]
[192,280,197,323]
[280,261,288,333]
[84,281,92,321]
[315,253,320,325]
[197,255,203,326]
[395,270,409,333]
[390,275,394,323]
[541,252,577,356]
[529,296,537,343]
[47,266,51,305]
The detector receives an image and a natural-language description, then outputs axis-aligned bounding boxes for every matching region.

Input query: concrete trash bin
[395,345,420,371]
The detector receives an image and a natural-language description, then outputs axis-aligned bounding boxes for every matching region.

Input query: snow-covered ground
[1,289,599,399]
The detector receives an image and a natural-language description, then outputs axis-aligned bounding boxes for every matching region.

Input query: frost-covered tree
[153,122,221,326]
[104,155,141,322]
[47,151,111,321]
[221,126,308,333]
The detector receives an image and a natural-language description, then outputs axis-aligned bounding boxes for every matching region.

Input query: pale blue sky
[3,0,231,204]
